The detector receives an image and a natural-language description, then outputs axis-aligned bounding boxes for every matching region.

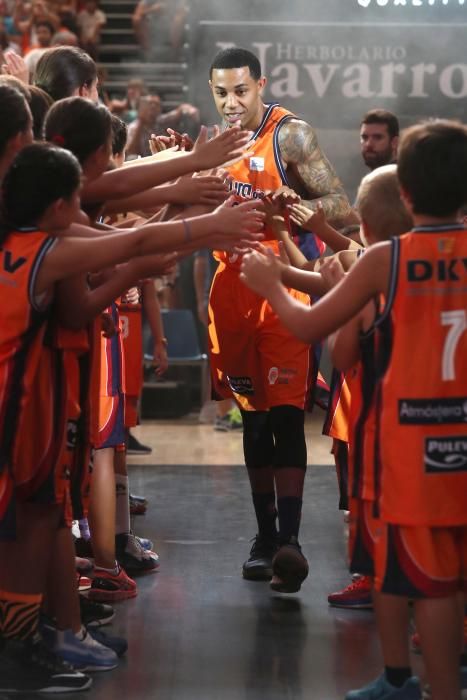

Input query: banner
[188,1,467,195]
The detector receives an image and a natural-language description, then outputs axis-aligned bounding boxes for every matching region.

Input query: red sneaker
[88,566,137,602]
[327,575,373,609]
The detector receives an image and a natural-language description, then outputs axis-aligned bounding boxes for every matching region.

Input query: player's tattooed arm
[278,119,351,224]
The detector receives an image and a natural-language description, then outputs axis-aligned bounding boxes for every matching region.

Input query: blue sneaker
[346,674,421,699]
[42,624,118,672]
[87,627,128,657]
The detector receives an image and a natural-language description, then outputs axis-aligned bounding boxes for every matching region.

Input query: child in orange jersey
[241,120,467,700]
[0,124,264,694]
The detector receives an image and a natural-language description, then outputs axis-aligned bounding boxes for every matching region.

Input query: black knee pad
[269,405,307,469]
[241,410,274,468]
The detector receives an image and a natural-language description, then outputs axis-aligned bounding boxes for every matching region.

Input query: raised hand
[209,196,265,250]
[319,256,345,289]
[271,185,301,209]
[172,174,228,206]
[239,247,281,297]
[1,50,29,84]
[289,201,326,232]
[193,125,253,170]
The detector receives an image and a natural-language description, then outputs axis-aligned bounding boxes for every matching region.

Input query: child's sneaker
[88,564,137,602]
[79,596,115,628]
[346,674,421,699]
[42,624,118,672]
[328,575,373,609]
[88,627,128,657]
[116,532,159,573]
[270,537,309,593]
[214,408,243,431]
[129,494,147,515]
[0,636,92,694]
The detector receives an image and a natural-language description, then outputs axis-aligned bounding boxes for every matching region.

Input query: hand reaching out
[319,256,345,289]
[289,201,327,233]
[239,247,282,297]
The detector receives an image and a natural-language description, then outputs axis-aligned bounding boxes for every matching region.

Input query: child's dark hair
[44,97,112,165]
[0,84,31,158]
[398,120,467,218]
[28,85,54,139]
[111,114,127,156]
[1,143,81,234]
[210,47,262,80]
[34,46,97,101]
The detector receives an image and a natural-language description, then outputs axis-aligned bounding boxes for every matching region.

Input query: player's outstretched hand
[193,125,253,170]
[271,185,301,208]
[172,174,228,206]
[289,201,327,232]
[319,256,345,289]
[208,196,265,250]
[240,247,281,297]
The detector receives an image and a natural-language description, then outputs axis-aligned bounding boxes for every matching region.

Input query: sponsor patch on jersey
[227,375,254,396]
[424,436,467,473]
[268,367,298,386]
[250,157,265,172]
[399,398,467,424]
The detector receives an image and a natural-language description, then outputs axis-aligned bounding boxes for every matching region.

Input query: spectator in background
[13,0,59,54]
[24,19,54,75]
[109,77,148,123]
[360,109,399,171]
[51,28,78,46]
[126,93,199,158]
[77,0,105,60]
[132,0,189,62]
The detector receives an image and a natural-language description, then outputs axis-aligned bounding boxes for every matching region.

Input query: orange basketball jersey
[215,104,311,270]
[0,230,66,501]
[322,369,352,443]
[376,226,467,526]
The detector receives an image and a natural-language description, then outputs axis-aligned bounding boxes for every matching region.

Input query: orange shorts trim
[208,265,312,412]
[373,523,467,598]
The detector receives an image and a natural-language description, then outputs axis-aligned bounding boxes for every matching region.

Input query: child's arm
[82,125,251,204]
[289,201,361,253]
[141,279,168,376]
[36,198,264,295]
[103,175,228,215]
[328,301,376,372]
[54,254,177,330]
[239,244,390,346]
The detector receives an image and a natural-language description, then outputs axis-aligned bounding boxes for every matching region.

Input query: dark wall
[187,0,467,198]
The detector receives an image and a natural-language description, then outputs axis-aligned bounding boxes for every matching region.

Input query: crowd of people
[0,39,465,700]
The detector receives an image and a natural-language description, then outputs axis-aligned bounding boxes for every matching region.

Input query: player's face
[360,123,397,170]
[209,66,266,132]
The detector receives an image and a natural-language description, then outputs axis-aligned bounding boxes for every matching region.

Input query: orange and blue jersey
[375,225,467,526]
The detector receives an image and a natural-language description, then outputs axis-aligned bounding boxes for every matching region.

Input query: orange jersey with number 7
[375,225,467,526]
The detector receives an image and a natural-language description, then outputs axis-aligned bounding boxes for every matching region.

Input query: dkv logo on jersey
[424,436,467,473]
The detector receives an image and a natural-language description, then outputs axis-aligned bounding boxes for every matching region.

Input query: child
[240,119,467,700]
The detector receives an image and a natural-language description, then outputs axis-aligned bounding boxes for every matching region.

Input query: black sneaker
[79,595,116,628]
[0,635,92,694]
[270,537,309,593]
[242,534,279,581]
[115,532,159,573]
[127,432,152,455]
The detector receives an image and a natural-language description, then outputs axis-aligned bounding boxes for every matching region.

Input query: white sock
[115,474,130,535]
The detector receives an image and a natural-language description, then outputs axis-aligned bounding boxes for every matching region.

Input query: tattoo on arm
[278,119,350,222]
